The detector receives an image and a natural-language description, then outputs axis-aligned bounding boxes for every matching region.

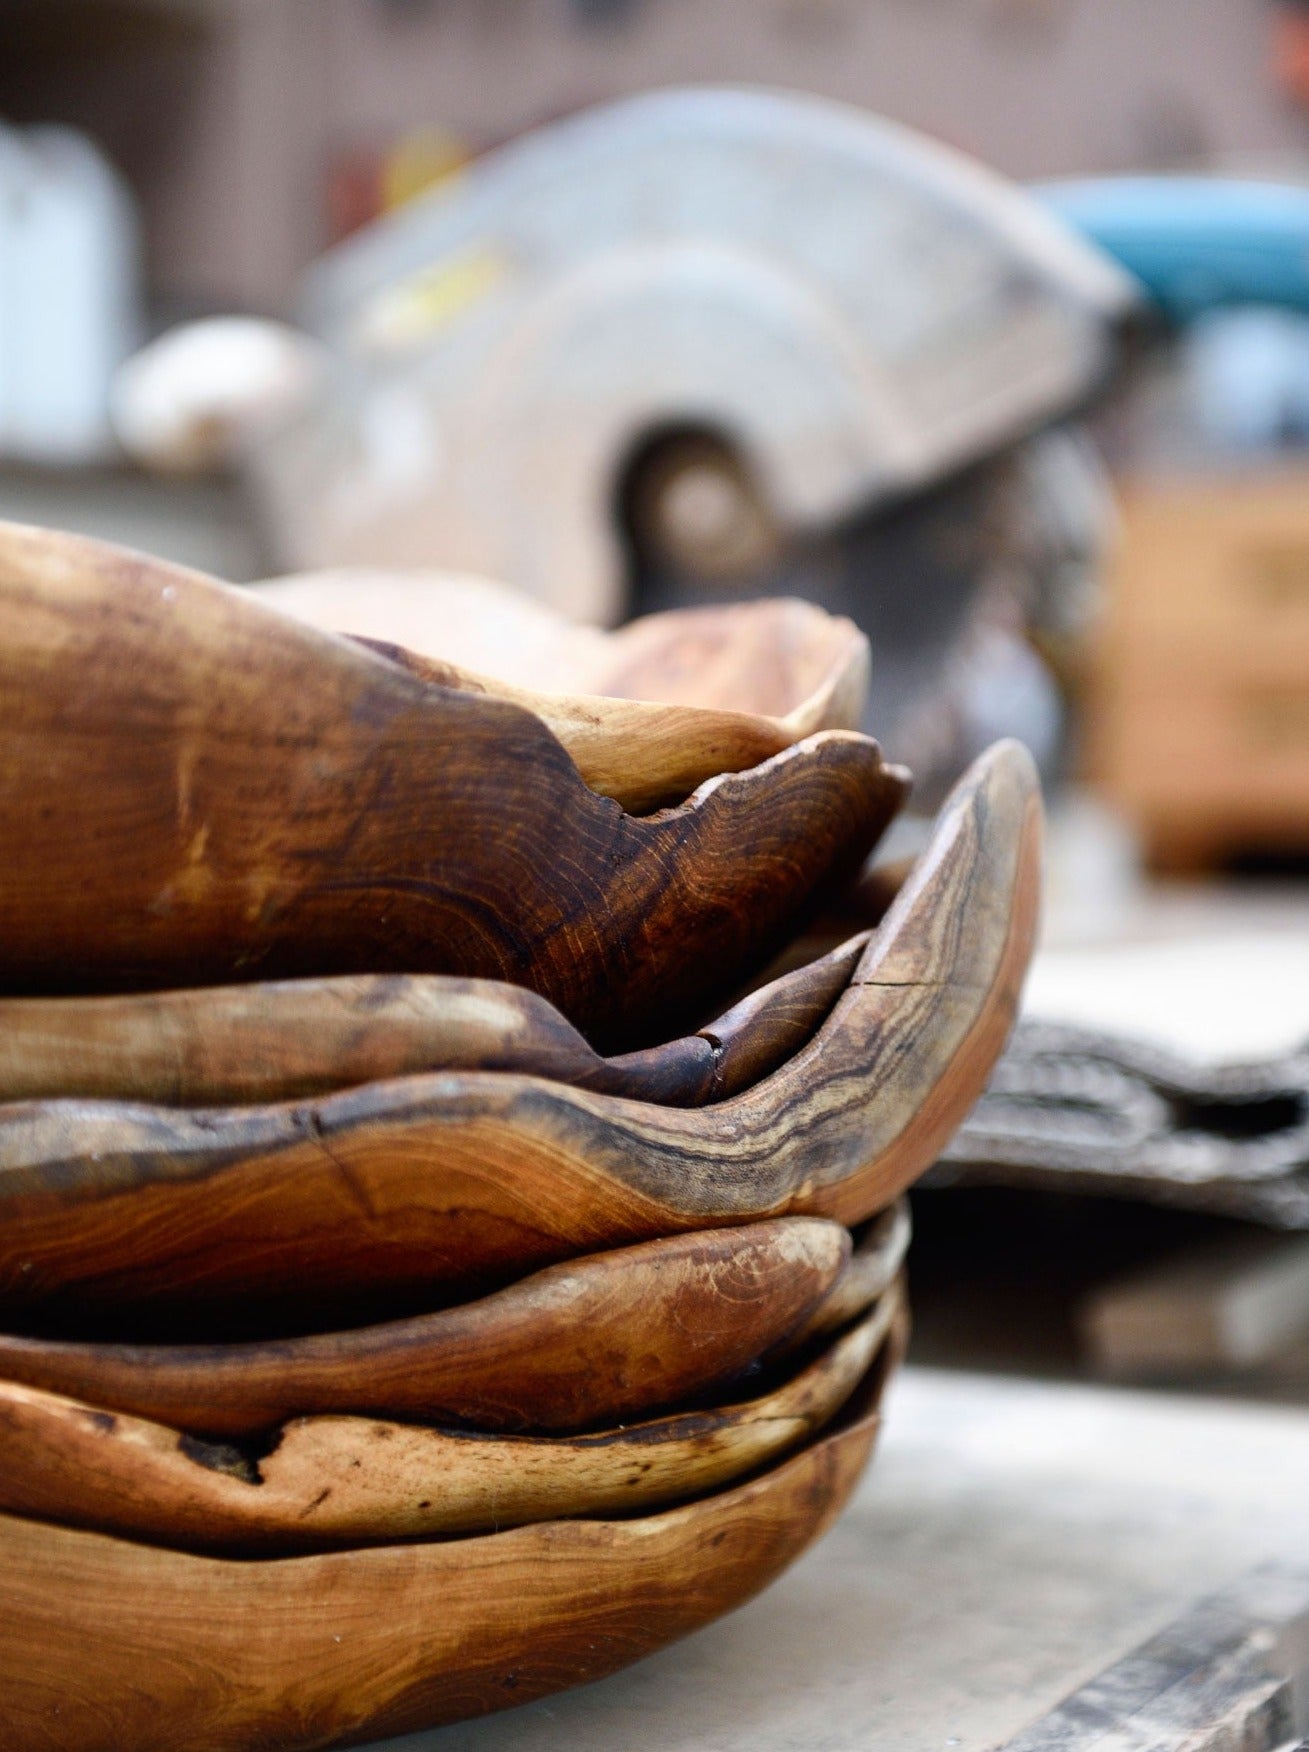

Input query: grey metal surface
[254,88,1135,622]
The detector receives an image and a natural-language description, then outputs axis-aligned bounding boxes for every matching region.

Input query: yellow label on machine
[356,247,507,353]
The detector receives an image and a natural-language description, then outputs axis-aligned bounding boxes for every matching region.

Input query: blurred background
[11,0,1309,1406]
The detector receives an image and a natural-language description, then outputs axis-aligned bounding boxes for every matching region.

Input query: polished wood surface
[0,742,1037,1326]
[0,1335,899,1752]
[0,932,868,1109]
[0,522,902,1048]
[0,1219,847,1435]
[358,635,796,814]
[781,1199,911,1356]
[0,533,935,1752]
[0,1283,897,1553]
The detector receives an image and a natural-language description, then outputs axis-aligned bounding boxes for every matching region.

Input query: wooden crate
[1090,467,1309,872]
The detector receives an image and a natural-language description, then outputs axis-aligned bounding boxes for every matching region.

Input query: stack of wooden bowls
[0,522,1041,1752]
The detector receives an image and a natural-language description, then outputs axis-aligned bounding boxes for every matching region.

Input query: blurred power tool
[112,91,1309,778]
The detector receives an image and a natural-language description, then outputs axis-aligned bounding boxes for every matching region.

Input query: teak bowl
[0,740,1038,1327]
[0,1219,848,1435]
[0,1278,901,1553]
[0,931,869,1109]
[254,568,871,738]
[0,521,902,1048]
[0,1322,903,1752]
[778,1200,910,1357]
[356,634,831,814]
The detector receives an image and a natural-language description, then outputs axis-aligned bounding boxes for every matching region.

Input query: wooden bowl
[0,740,1037,1328]
[253,568,871,739]
[0,929,869,1109]
[0,1219,849,1434]
[0,1273,902,1553]
[0,1320,903,1752]
[0,521,902,1049]
[356,630,858,814]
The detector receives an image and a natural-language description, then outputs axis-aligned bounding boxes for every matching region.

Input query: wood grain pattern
[0,741,1037,1327]
[255,570,870,736]
[0,1337,898,1752]
[0,522,902,1048]
[780,1198,911,1357]
[0,1282,898,1553]
[357,635,796,814]
[751,852,918,983]
[0,1219,848,1435]
[0,932,868,1109]
[597,596,871,732]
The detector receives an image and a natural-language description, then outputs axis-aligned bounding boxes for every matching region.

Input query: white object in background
[111,318,327,475]
[0,124,140,465]
[1024,934,1309,1065]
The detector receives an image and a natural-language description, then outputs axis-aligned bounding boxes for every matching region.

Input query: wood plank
[999,1567,1309,1751]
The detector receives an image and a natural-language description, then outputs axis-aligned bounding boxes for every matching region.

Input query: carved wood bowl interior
[252,566,873,740]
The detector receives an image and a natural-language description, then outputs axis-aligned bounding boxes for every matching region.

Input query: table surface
[365,1366,1309,1752]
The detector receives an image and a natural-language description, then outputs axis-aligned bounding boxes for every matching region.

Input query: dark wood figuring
[0,741,1037,1327]
[0,932,867,1109]
[750,852,918,983]
[0,1338,899,1752]
[0,1219,848,1436]
[356,636,801,814]
[0,521,903,1048]
[596,595,870,730]
[0,1284,898,1553]
[667,928,872,1100]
